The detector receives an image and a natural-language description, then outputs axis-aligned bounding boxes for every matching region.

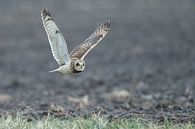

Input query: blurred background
[0,0,194,114]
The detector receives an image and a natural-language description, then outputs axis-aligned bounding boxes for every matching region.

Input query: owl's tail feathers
[48,68,60,73]
[48,66,67,74]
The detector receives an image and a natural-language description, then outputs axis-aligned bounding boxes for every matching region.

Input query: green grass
[0,114,194,129]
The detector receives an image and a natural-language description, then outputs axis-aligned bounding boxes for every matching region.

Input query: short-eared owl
[41,9,111,74]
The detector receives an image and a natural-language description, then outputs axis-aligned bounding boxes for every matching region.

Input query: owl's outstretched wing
[70,20,111,60]
[41,9,70,66]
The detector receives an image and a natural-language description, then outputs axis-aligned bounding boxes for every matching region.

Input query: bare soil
[0,0,195,123]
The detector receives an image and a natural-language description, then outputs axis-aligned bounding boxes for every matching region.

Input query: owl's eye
[76,63,80,66]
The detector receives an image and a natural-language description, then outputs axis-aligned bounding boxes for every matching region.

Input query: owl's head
[74,60,85,72]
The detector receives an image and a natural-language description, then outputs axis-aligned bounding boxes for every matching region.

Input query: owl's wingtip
[41,8,51,19]
[106,19,111,23]
[104,20,111,29]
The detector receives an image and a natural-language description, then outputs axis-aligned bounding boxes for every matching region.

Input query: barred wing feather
[41,9,70,66]
[70,20,111,60]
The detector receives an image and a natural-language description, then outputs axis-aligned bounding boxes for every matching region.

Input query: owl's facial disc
[74,60,85,72]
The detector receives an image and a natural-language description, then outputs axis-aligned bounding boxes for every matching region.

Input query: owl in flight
[41,9,111,74]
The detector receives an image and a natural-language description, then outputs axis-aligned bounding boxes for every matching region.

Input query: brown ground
[0,0,195,123]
